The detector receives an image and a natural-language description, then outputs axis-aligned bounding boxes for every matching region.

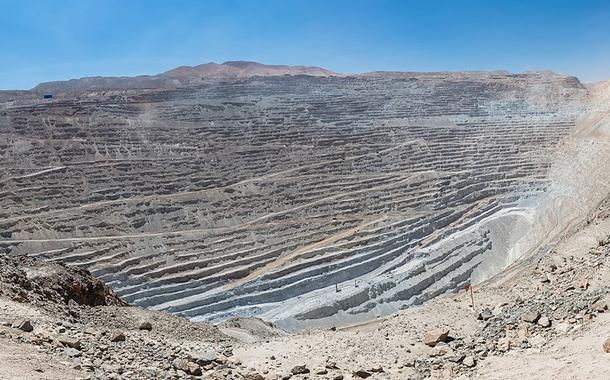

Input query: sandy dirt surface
[0,340,82,380]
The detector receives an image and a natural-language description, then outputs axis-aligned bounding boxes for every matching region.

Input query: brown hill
[28,61,338,95]
[163,60,338,79]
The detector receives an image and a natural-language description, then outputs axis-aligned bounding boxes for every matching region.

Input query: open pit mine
[2,62,610,331]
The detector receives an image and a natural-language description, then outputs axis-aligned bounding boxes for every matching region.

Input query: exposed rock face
[0,255,125,308]
[0,252,237,379]
[2,69,610,330]
[604,338,610,353]
[0,192,609,380]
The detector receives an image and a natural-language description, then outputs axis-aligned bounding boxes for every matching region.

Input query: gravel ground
[0,201,609,380]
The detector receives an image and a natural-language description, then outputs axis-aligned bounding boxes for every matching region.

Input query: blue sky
[1,0,610,89]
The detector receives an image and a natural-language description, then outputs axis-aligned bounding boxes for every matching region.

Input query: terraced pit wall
[1,72,609,331]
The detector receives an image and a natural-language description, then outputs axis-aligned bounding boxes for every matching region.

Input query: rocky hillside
[0,254,125,309]
[0,253,249,379]
[231,196,610,380]
[3,70,610,331]
[2,196,610,379]
[1,64,610,379]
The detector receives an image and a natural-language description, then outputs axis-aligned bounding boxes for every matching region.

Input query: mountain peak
[162,61,338,79]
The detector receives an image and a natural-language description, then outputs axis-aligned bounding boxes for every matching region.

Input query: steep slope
[474,78,610,286]
[2,198,610,379]
[0,253,248,379]
[3,70,606,330]
[232,196,610,380]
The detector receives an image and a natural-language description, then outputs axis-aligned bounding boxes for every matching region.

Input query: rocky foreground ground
[1,197,610,379]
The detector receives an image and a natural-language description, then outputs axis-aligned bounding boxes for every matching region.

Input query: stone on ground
[353,369,372,378]
[138,320,152,331]
[463,356,476,367]
[423,328,450,347]
[11,319,33,332]
[537,316,551,328]
[109,330,126,342]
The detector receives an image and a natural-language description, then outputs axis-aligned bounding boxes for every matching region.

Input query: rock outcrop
[0,254,125,308]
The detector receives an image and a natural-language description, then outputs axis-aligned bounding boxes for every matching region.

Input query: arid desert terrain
[1,62,610,379]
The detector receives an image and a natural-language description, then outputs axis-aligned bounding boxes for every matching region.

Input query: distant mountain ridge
[30,61,339,95]
[163,61,338,79]
[1,61,585,97]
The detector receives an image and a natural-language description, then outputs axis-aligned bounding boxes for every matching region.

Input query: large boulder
[11,319,33,332]
[172,358,190,372]
[109,330,126,342]
[138,320,153,331]
[537,316,551,328]
[189,350,217,366]
[352,370,372,378]
[172,359,201,376]
[291,365,310,375]
[592,300,608,313]
[478,308,494,321]
[423,328,450,347]
[428,342,453,357]
[244,373,264,380]
[55,335,81,349]
[463,356,476,367]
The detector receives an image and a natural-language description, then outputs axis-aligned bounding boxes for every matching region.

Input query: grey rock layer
[2,71,609,330]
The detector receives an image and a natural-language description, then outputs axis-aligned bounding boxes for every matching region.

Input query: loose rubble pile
[0,254,246,379]
[1,316,240,380]
[405,233,610,379]
[0,254,125,311]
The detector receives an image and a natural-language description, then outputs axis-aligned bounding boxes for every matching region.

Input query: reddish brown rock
[423,328,450,347]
